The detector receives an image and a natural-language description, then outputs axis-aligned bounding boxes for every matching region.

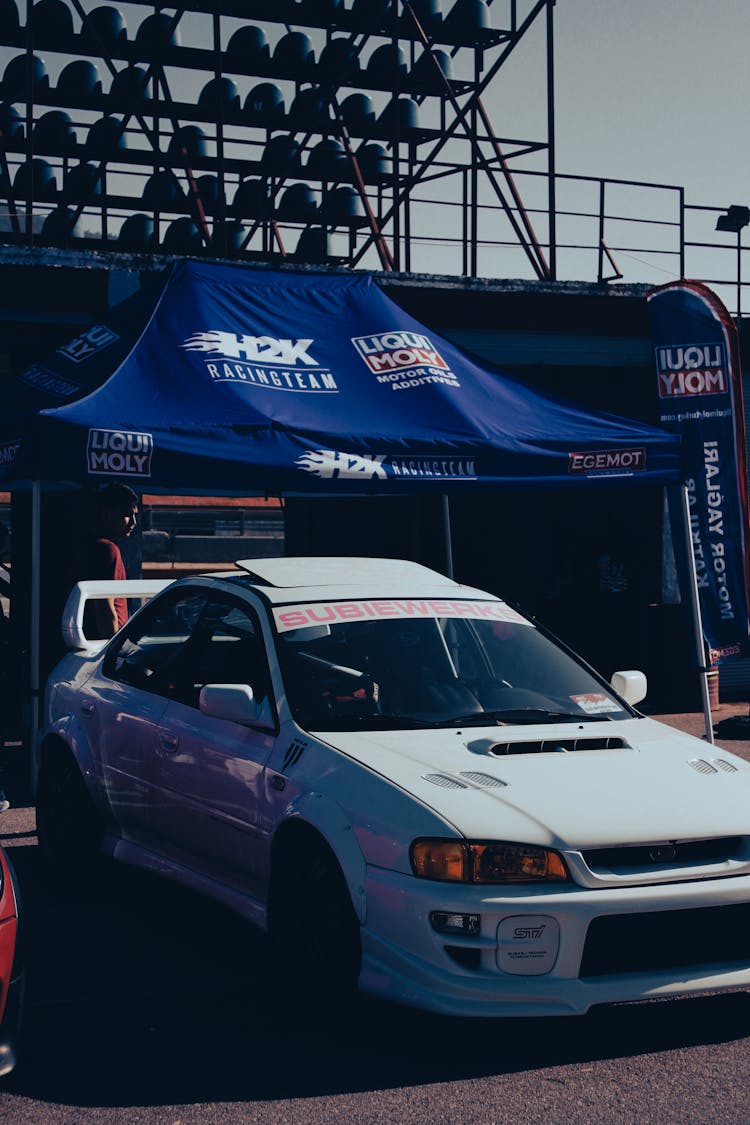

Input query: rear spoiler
[62,579,173,656]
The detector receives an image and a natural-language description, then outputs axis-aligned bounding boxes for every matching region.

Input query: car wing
[61,578,173,656]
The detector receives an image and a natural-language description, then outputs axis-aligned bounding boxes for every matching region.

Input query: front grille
[580,902,750,977]
[582,836,745,873]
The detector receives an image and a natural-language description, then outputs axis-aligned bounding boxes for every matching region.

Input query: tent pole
[674,483,714,744]
[30,479,41,794]
[442,495,454,579]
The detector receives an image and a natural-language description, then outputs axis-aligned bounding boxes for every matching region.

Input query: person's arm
[93,597,119,639]
[90,540,122,638]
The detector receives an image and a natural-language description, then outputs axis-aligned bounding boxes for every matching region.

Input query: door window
[171,597,273,713]
[104,588,207,695]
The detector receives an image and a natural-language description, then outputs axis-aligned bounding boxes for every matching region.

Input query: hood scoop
[469,735,632,757]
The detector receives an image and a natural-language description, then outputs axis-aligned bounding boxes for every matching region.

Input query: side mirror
[611,670,647,706]
[199,683,274,729]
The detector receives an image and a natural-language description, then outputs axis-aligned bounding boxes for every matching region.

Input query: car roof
[222,556,499,605]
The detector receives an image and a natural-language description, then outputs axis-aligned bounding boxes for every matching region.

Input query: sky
[547,0,750,303]
[554,0,749,203]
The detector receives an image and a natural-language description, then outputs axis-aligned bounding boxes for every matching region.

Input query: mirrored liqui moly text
[656,344,727,398]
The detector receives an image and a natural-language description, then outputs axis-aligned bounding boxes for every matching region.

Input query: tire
[36,748,105,879]
[269,832,362,1012]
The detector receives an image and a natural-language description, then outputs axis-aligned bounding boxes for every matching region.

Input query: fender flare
[38,717,108,814]
[275,791,368,925]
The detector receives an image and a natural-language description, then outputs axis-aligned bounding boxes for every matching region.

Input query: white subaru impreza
[40,557,750,1016]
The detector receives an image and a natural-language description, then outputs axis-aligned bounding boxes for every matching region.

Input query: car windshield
[272,598,632,731]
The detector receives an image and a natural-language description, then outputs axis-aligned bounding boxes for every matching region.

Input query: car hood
[316,716,750,848]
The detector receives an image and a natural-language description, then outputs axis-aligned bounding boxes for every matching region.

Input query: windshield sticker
[570,693,617,714]
[273,599,531,633]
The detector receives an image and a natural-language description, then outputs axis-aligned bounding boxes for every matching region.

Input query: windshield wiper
[303,713,437,731]
[302,707,617,731]
[442,707,615,727]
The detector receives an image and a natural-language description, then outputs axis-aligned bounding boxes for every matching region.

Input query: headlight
[410,839,569,883]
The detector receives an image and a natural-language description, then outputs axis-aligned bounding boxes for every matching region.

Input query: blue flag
[648,281,750,665]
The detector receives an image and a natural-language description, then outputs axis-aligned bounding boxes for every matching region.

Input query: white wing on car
[61,579,172,655]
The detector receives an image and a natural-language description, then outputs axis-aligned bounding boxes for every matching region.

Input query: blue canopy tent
[0,261,711,755]
[4,261,680,492]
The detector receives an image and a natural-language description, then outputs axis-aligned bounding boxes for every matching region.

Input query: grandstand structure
[0,0,559,278]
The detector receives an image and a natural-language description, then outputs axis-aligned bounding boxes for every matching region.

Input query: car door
[96,586,208,846]
[144,592,278,895]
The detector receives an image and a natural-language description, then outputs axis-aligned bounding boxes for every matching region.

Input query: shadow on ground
[2,843,749,1109]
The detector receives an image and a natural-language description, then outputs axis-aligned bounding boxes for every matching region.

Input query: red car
[0,842,22,1076]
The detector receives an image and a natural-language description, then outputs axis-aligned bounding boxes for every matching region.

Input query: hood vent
[688,757,740,776]
[481,735,632,757]
[459,771,508,788]
[688,758,718,775]
[422,773,469,790]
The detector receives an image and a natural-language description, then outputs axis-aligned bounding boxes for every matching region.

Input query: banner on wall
[647,280,750,665]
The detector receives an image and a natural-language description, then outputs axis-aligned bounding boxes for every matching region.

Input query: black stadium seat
[84,115,127,157]
[226,24,270,67]
[32,0,75,41]
[57,60,103,101]
[109,65,150,105]
[13,157,57,200]
[117,213,155,248]
[33,110,77,154]
[198,77,241,116]
[80,4,128,49]
[3,55,50,101]
[243,83,285,126]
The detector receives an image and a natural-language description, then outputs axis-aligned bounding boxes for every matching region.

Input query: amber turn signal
[411,839,568,883]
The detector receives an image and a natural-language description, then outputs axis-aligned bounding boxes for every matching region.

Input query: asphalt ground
[0,704,749,1123]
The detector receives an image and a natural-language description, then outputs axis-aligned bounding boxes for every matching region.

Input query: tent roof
[1,260,680,493]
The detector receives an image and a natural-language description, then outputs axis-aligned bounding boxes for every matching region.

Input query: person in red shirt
[83,484,139,640]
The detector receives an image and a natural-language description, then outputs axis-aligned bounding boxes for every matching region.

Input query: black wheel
[269,831,362,1011]
[36,747,105,878]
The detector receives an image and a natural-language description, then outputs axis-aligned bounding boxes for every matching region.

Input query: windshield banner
[273,599,530,632]
[647,281,750,665]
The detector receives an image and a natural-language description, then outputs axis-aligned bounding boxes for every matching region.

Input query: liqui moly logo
[568,448,646,476]
[656,343,728,398]
[87,429,153,476]
[352,330,449,375]
[58,324,119,363]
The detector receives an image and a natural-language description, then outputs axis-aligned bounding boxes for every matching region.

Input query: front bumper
[0,965,22,1077]
[0,850,23,1076]
[360,866,750,1017]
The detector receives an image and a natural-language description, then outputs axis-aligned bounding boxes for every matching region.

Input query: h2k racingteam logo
[295,449,476,481]
[182,331,338,393]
